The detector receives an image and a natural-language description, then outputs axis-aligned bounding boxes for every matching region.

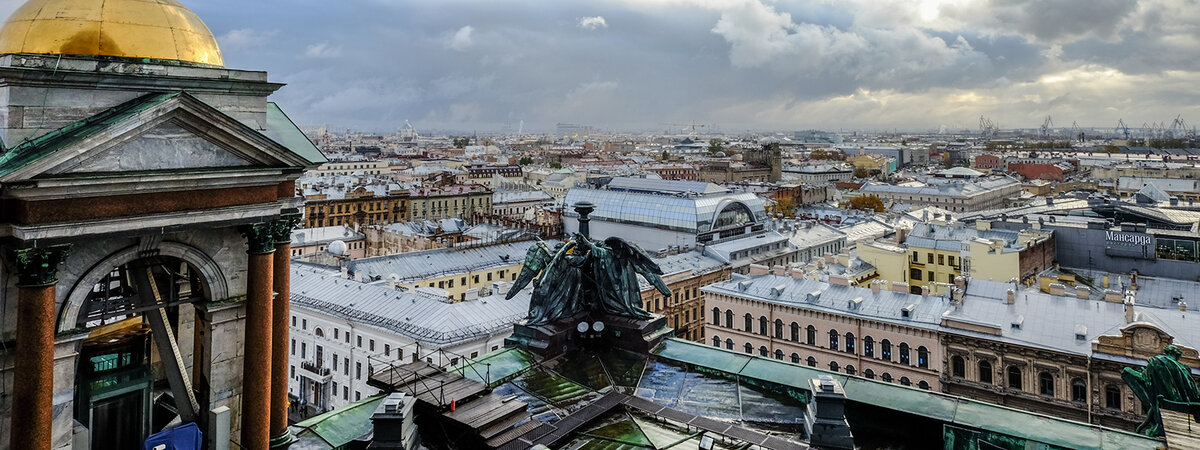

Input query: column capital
[271,210,303,245]
[9,244,71,287]
[242,222,277,255]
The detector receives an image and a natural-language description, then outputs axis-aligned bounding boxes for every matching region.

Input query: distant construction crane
[979,115,998,137]
[1039,115,1054,138]
[1115,119,1130,140]
[661,122,706,135]
[1071,121,1084,142]
[1169,115,1192,139]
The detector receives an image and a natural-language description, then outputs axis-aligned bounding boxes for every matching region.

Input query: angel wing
[506,241,552,300]
[603,237,671,296]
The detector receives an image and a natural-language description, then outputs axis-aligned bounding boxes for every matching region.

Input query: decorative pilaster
[269,211,301,447]
[9,244,71,450]
[240,223,276,449]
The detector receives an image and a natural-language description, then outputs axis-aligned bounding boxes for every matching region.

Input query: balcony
[299,360,332,384]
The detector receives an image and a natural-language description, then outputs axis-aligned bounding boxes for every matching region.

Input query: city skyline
[1,0,1194,133]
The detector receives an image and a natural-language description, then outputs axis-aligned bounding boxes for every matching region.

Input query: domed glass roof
[0,0,223,66]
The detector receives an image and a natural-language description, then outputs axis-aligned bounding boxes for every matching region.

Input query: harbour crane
[1039,115,1054,138]
[979,115,998,137]
[1115,119,1130,140]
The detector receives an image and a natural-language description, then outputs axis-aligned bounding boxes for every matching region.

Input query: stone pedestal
[505,312,672,359]
[804,376,855,450]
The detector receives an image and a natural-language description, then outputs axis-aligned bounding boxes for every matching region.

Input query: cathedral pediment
[0,91,316,183]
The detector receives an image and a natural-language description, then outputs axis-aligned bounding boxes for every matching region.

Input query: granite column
[8,245,70,450]
[270,212,301,447]
[241,224,275,449]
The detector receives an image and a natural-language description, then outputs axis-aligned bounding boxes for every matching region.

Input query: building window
[356,362,362,380]
[979,361,993,384]
[845,332,856,354]
[725,339,734,350]
[927,253,934,264]
[759,346,768,357]
[1007,366,1022,390]
[725,310,734,328]
[759,316,768,335]
[807,356,817,367]
[333,354,339,371]
[292,316,297,327]
[357,336,363,348]
[900,377,912,386]
[1039,372,1055,397]
[713,336,721,347]
[881,339,892,361]
[846,365,856,376]
[951,355,965,377]
[911,251,918,262]
[899,343,910,364]
[790,322,800,342]
[343,386,349,400]
[301,343,306,359]
[917,346,929,368]
[864,369,875,379]
[910,268,922,281]
[712,307,721,325]
[864,337,874,357]
[744,343,753,354]
[882,373,893,383]
[384,344,390,356]
[807,325,817,345]
[938,254,944,265]
[291,339,295,355]
[828,330,839,351]
[344,357,350,376]
[774,349,783,360]
[744,314,753,332]
[1105,385,1122,409]
[1071,378,1087,403]
[791,353,800,363]
[829,361,839,372]
[918,380,931,390]
[774,319,784,338]
[370,339,376,352]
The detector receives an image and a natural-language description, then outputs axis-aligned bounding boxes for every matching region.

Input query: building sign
[1106,230,1153,246]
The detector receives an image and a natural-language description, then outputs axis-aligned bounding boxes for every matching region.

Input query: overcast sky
[2,0,1198,133]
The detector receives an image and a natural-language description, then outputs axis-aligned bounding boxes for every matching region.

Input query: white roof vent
[901,304,915,318]
[848,297,864,310]
[806,290,822,303]
[1075,324,1088,340]
[771,284,787,296]
[1011,315,1024,329]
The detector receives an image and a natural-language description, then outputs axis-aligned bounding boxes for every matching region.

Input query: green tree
[662,150,671,160]
[550,162,563,169]
[708,138,724,154]
[452,137,470,148]
[518,156,534,165]
[853,168,871,179]
[841,194,886,212]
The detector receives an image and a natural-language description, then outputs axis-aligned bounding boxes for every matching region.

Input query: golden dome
[0,0,223,67]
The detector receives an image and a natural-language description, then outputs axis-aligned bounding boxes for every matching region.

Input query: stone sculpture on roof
[1122,344,1200,437]
[506,202,670,325]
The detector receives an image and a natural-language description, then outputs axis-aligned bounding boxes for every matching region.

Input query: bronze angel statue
[506,234,670,325]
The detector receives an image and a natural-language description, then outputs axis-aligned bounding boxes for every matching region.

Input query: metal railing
[366,344,493,409]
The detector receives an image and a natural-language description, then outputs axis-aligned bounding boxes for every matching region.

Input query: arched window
[1071,378,1087,403]
[918,380,930,390]
[315,328,325,338]
[725,338,734,350]
[828,329,839,351]
[712,336,721,347]
[774,319,784,338]
[712,307,721,326]
[1039,372,1055,397]
[864,369,875,379]
[979,361,993,384]
[759,346,769,357]
[744,342,753,353]
[744,314,753,332]
[725,310,733,328]
[900,376,912,386]
[806,325,817,345]
[790,322,800,341]
[845,332,856,354]
[882,373,893,383]
[1105,385,1122,409]
[864,337,875,357]
[774,349,784,360]
[845,365,856,376]
[791,353,801,363]
[899,343,911,364]
[829,361,840,372]
[1007,365,1023,390]
[807,356,817,367]
[881,339,893,361]
[759,316,768,335]
[951,355,965,377]
[917,346,929,368]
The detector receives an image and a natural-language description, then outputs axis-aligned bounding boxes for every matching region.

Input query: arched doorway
[71,253,213,450]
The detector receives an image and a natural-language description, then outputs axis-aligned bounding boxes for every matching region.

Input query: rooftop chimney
[892,281,910,293]
[1006,289,1015,305]
[870,280,881,294]
[1124,298,1136,324]
[749,264,770,277]
[1075,285,1089,299]
[920,285,930,296]
[829,275,851,286]
[1104,289,1122,303]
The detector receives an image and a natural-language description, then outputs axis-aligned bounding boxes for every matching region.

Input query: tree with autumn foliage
[841,194,885,212]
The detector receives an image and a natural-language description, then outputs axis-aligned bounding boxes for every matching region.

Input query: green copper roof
[0,92,181,179]
[266,102,327,164]
[290,394,385,449]
[652,338,1160,450]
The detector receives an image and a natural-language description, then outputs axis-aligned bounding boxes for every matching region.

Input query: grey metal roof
[290,265,530,346]
[564,186,767,233]
[786,222,847,249]
[346,240,551,283]
[860,176,1020,197]
[702,274,948,330]
[906,222,1030,253]
[606,176,727,195]
[291,225,364,246]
